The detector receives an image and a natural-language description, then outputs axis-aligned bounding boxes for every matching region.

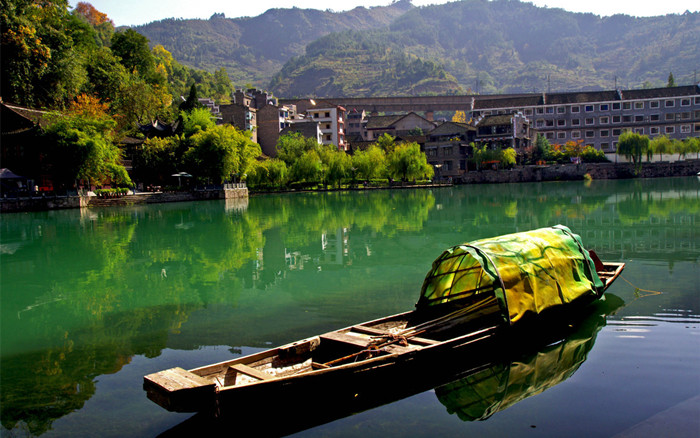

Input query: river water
[1,177,698,437]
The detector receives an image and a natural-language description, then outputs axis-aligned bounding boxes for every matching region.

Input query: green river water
[1,177,698,437]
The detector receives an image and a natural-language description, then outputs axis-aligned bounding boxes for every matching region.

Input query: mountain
[133,0,699,98]
[133,1,414,85]
[268,31,463,97]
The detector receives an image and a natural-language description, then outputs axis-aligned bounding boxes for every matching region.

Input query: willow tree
[386,142,434,182]
[617,131,649,174]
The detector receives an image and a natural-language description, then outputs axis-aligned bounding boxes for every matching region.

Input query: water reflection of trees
[1,177,697,434]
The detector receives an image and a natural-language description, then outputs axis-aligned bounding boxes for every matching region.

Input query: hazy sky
[71,0,699,27]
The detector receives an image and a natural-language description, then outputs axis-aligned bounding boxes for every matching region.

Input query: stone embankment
[1,187,248,213]
[460,160,700,184]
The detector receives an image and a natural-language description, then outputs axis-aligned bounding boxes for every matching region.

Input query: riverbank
[2,160,698,213]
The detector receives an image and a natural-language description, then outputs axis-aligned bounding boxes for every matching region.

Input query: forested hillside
[134,0,699,98]
[133,1,414,85]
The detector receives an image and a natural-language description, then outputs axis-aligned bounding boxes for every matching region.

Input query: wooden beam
[229,363,273,381]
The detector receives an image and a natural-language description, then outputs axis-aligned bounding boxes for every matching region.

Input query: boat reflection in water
[160,294,624,437]
[435,295,617,422]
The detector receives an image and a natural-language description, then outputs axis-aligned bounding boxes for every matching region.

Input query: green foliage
[386,142,433,181]
[132,136,181,185]
[111,29,156,80]
[290,150,323,184]
[184,125,261,184]
[375,133,397,153]
[617,131,649,174]
[42,100,129,188]
[667,72,676,87]
[649,135,673,161]
[276,132,320,166]
[500,148,517,168]
[179,84,203,112]
[580,146,608,163]
[319,146,353,188]
[181,107,215,136]
[247,159,288,189]
[352,145,386,181]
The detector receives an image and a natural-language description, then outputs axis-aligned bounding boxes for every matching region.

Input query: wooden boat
[144,225,624,414]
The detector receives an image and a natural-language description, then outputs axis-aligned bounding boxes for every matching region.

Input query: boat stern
[143,367,217,412]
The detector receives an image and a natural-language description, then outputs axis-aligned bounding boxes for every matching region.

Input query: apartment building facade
[306,105,347,151]
[472,85,700,152]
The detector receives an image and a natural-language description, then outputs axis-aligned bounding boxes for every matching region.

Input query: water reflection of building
[321,228,349,265]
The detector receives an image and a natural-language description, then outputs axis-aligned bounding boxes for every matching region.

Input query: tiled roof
[475,114,513,126]
[545,91,619,104]
[1,102,52,133]
[427,121,475,136]
[473,95,541,109]
[365,114,405,129]
[622,85,699,100]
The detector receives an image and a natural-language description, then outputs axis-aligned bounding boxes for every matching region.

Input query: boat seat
[227,363,273,381]
[320,331,370,349]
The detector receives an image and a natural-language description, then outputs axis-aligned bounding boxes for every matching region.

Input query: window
[546,107,554,114]
[601,143,610,150]
[536,119,545,128]
[650,114,660,121]
[634,102,644,110]
[536,108,544,115]
[612,115,621,123]
[613,128,622,136]
[623,115,632,122]
[681,112,691,120]
[545,119,554,127]
[634,128,644,134]
[585,105,594,112]
[443,146,453,155]
[571,131,580,139]
[545,132,554,140]
[525,109,533,115]
[680,125,691,133]
[557,106,566,114]
[650,127,659,135]
[557,119,566,127]
[571,119,580,126]
[665,100,675,107]
[635,115,644,122]
[665,126,675,134]
[650,101,660,108]
[695,123,700,132]
[695,110,700,118]
[665,113,675,121]
[325,134,332,141]
[623,102,631,110]
[696,97,700,104]
[681,98,690,106]
[585,118,594,125]
[600,104,609,111]
[571,106,580,113]
[557,132,566,139]
[600,116,609,124]
[600,130,609,137]
[586,130,595,138]
[612,103,621,110]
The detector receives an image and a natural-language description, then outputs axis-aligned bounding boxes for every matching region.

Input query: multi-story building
[473,112,534,149]
[472,85,700,153]
[306,105,347,151]
[364,112,436,141]
[424,121,475,180]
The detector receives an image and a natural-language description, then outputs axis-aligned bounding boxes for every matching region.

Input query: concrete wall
[459,160,700,184]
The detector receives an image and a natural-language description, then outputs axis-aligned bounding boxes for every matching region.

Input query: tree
[181,107,215,137]
[352,145,386,181]
[500,148,517,168]
[673,138,688,160]
[111,29,155,80]
[132,136,181,185]
[184,125,260,184]
[179,84,203,112]
[375,133,397,153]
[42,94,130,188]
[290,150,322,184]
[617,131,649,174]
[113,74,172,129]
[386,142,433,181]
[319,147,352,188]
[276,132,320,166]
[649,135,673,161]
[564,139,585,162]
[685,137,700,159]
[667,72,675,87]
[452,110,467,123]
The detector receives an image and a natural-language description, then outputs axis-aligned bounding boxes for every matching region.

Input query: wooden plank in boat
[229,363,273,381]
[144,367,212,392]
[320,331,370,348]
[352,324,440,346]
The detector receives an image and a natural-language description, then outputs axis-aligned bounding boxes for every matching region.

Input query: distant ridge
[133,0,700,98]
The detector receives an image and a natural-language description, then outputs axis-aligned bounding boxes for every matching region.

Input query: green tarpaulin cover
[418,225,604,325]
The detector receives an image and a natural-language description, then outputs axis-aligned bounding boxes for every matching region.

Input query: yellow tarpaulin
[418,225,604,325]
